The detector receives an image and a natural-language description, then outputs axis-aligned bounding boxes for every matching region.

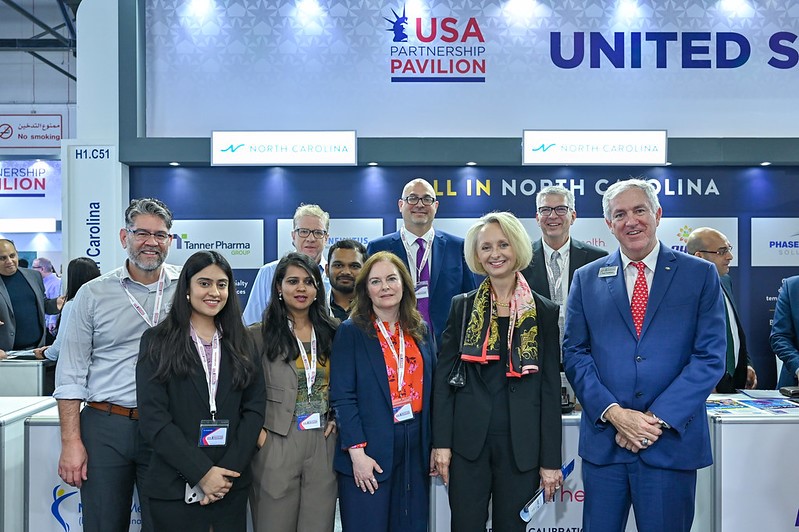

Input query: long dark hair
[350,251,427,343]
[143,251,255,387]
[65,257,101,301]
[261,252,338,364]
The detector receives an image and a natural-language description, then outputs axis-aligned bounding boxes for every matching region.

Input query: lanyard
[375,320,406,389]
[119,267,166,327]
[190,326,222,419]
[288,321,317,400]
[400,230,433,284]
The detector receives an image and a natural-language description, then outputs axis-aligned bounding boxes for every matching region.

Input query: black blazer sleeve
[217,350,266,475]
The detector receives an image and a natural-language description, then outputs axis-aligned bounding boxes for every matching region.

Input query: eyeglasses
[294,228,327,239]
[127,229,171,243]
[699,245,733,256]
[537,205,571,216]
[402,195,436,206]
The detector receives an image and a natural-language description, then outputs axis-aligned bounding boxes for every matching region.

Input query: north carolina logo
[221,144,245,153]
[531,143,556,152]
[50,484,78,532]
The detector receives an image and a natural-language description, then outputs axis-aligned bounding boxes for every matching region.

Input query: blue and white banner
[145,0,799,138]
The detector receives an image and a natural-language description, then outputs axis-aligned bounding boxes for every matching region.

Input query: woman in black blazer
[137,251,265,531]
[432,212,563,532]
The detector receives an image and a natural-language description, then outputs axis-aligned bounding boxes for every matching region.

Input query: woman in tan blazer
[249,252,340,532]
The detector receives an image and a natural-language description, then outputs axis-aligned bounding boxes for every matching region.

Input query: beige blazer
[249,324,300,437]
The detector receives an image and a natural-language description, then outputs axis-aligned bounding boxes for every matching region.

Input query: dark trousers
[150,487,248,531]
[448,432,540,532]
[582,459,697,532]
[79,406,153,532]
[338,416,428,532]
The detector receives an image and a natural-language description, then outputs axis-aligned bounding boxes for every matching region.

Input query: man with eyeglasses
[686,227,757,393]
[243,203,331,326]
[54,198,180,532]
[521,185,607,357]
[0,239,61,358]
[367,178,476,347]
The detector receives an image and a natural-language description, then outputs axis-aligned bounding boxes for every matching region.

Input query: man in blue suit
[563,179,726,532]
[771,275,799,388]
[366,178,476,346]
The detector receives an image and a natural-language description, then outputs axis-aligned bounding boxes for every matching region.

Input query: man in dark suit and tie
[520,185,607,350]
[563,179,726,532]
[686,227,757,393]
[367,178,476,346]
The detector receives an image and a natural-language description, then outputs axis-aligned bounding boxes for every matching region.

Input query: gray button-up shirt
[54,262,182,408]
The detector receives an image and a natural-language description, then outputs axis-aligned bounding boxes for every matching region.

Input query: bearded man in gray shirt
[54,198,181,532]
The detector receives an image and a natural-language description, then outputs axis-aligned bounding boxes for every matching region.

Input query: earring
[186,294,190,301]
[278,293,283,300]
[313,296,317,301]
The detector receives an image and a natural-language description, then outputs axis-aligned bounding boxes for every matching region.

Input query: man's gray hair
[602,179,660,220]
[536,185,575,210]
[124,198,174,230]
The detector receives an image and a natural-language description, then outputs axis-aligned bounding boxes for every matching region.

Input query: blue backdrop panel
[130,165,799,388]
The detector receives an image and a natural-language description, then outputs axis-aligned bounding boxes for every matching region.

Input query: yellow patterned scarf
[461,272,540,377]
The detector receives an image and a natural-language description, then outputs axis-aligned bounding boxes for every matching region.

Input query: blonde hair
[464,212,532,275]
[293,204,330,230]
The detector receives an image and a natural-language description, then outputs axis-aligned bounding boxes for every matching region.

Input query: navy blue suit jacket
[367,230,476,347]
[771,275,799,388]
[563,244,725,471]
[329,319,435,482]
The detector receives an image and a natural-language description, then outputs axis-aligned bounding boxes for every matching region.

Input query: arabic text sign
[0,114,62,149]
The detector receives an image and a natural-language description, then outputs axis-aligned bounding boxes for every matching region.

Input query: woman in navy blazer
[330,251,436,532]
[137,251,265,531]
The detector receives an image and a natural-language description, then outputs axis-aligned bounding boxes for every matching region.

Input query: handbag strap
[459,294,470,352]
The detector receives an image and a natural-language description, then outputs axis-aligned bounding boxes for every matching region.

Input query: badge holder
[199,419,230,447]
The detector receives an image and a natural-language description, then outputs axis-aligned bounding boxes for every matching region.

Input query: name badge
[393,402,414,423]
[415,281,429,300]
[598,266,619,278]
[297,413,322,430]
[198,419,229,447]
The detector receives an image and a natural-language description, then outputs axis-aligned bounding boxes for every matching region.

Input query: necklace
[495,300,510,308]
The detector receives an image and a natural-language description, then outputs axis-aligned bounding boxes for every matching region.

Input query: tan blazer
[249,324,300,436]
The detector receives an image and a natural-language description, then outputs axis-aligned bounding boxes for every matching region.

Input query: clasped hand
[606,406,663,453]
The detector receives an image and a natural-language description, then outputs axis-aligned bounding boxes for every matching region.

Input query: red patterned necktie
[631,261,648,337]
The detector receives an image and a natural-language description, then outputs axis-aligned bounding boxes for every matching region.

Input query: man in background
[33,256,63,337]
[771,275,799,388]
[0,239,59,358]
[521,185,607,352]
[325,239,366,321]
[243,203,331,325]
[686,227,757,392]
[367,178,476,346]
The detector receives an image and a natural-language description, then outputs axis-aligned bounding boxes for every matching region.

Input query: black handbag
[447,296,469,388]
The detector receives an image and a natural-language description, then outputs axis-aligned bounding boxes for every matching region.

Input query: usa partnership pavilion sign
[145,1,799,138]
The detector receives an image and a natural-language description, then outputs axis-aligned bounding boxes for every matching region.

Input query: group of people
[34,176,764,532]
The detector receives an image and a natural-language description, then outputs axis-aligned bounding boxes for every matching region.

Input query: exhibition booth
[3,0,799,530]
